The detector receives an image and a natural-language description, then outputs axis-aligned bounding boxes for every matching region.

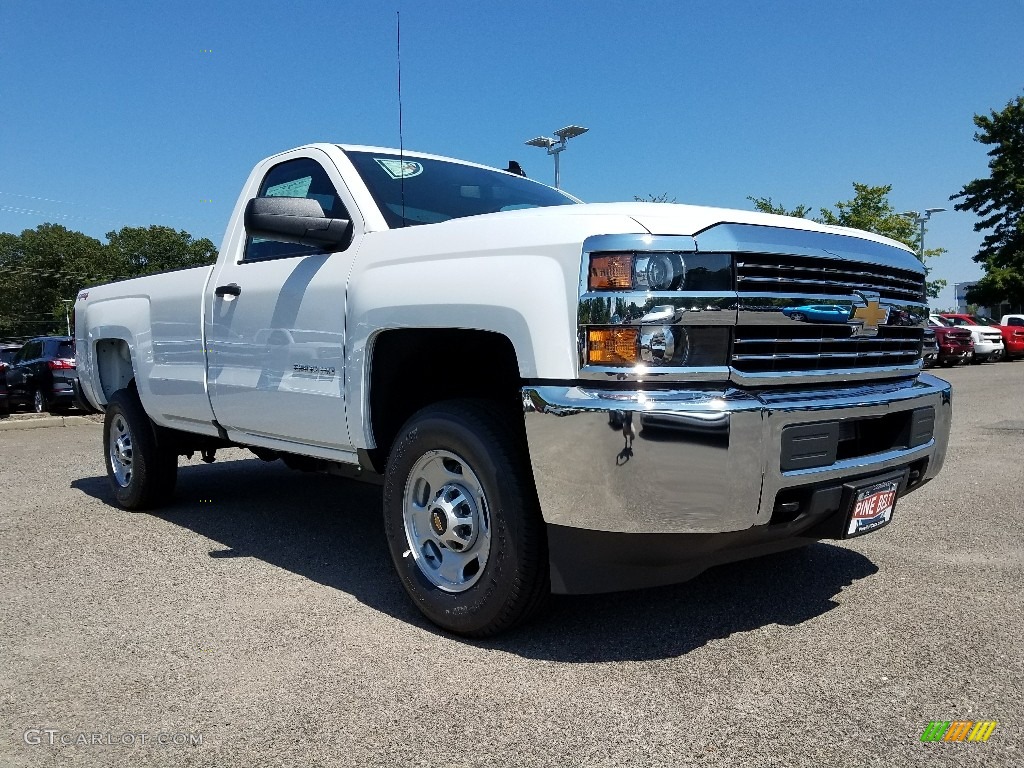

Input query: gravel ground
[1,363,1021,767]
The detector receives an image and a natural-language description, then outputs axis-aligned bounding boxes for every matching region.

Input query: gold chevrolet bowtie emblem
[850,297,889,337]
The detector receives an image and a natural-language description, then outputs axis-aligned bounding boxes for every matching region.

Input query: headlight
[634,254,682,290]
[589,252,683,291]
[587,324,728,367]
[588,251,729,291]
[640,326,676,363]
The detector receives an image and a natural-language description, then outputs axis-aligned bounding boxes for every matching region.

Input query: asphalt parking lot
[1,364,1021,767]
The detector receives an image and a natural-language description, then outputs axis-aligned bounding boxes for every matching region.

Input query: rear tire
[383,400,549,637]
[103,387,178,510]
[33,388,48,413]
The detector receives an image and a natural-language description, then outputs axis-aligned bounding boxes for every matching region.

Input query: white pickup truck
[76,143,952,636]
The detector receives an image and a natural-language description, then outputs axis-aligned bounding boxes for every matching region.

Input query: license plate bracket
[843,471,907,538]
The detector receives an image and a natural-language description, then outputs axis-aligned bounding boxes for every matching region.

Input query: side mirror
[244,196,352,249]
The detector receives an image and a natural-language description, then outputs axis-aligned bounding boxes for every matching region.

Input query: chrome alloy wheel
[108,412,134,488]
[402,449,491,592]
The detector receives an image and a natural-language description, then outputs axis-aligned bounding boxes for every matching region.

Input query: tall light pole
[61,299,73,337]
[525,124,589,188]
[901,207,945,261]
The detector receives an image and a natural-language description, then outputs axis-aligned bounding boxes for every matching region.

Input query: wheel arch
[361,327,525,474]
[93,337,138,404]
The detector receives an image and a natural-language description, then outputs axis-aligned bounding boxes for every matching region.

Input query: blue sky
[1,0,1022,309]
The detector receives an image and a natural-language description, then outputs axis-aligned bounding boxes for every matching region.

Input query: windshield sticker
[374,158,423,180]
[265,177,312,197]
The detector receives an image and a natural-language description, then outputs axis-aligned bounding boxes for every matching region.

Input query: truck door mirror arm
[244,196,352,250]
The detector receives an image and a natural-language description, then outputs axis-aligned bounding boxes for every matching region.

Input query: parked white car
[934,314,1004,363]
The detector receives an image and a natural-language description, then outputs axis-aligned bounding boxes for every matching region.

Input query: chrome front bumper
[522,373,952,537]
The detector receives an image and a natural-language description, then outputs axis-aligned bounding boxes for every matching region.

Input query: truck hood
[481,202,915,253]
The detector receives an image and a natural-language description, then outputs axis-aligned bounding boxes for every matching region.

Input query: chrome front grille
[736,253,925,303]
[732,325,924,374]
[576,224,929,386]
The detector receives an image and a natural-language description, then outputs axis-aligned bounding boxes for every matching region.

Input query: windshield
[972,315,997,325]
[344,150,577,228]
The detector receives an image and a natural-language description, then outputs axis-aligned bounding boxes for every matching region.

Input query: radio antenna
[397,11,406,226]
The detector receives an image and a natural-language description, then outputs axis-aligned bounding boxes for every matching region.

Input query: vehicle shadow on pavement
[72,457,879,662]
[495,544,878,662]
[71,456,417,623]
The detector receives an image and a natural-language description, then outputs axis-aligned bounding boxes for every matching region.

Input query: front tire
[103,387,178,510]
[383,400,549,637]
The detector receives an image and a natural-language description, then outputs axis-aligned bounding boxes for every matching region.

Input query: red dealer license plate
[846,479,900,537]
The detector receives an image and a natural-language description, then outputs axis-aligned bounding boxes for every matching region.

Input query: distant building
[954,280,1023,318]
[955,282,978,313]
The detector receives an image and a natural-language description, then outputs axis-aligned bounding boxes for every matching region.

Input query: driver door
[206,150,360,458]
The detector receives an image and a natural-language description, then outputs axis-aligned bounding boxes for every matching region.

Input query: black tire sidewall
[103,388,176,510]
[383,404,543,636]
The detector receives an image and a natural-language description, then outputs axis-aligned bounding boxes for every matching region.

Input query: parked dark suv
[0,343,24,414]
[5,336,78,413]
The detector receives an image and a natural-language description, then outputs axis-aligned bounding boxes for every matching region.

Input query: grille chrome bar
[731,325,922,375]
[737,253,925,302]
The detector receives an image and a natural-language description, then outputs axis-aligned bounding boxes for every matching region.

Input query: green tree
[746,196,813,219]
[749,184,947,298]
[951,95,1024,307]
[0,224,107,339]
[634,193,677,203]
[0,224,218,341]
[105,225,218,277]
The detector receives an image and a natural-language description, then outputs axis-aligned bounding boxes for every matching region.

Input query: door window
[16,341,41,362]
[244,158,350,262]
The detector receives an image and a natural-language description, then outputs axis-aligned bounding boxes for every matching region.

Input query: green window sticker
[374,158,423,180]
[265,176,312,197]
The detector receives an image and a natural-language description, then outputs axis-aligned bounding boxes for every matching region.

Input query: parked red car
[940,313,1023,361]
[927,317,973,367]
[998,314,1024,360]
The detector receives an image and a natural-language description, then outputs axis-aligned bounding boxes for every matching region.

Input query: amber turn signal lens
[589,253,634,290]
[588,327,639,365]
